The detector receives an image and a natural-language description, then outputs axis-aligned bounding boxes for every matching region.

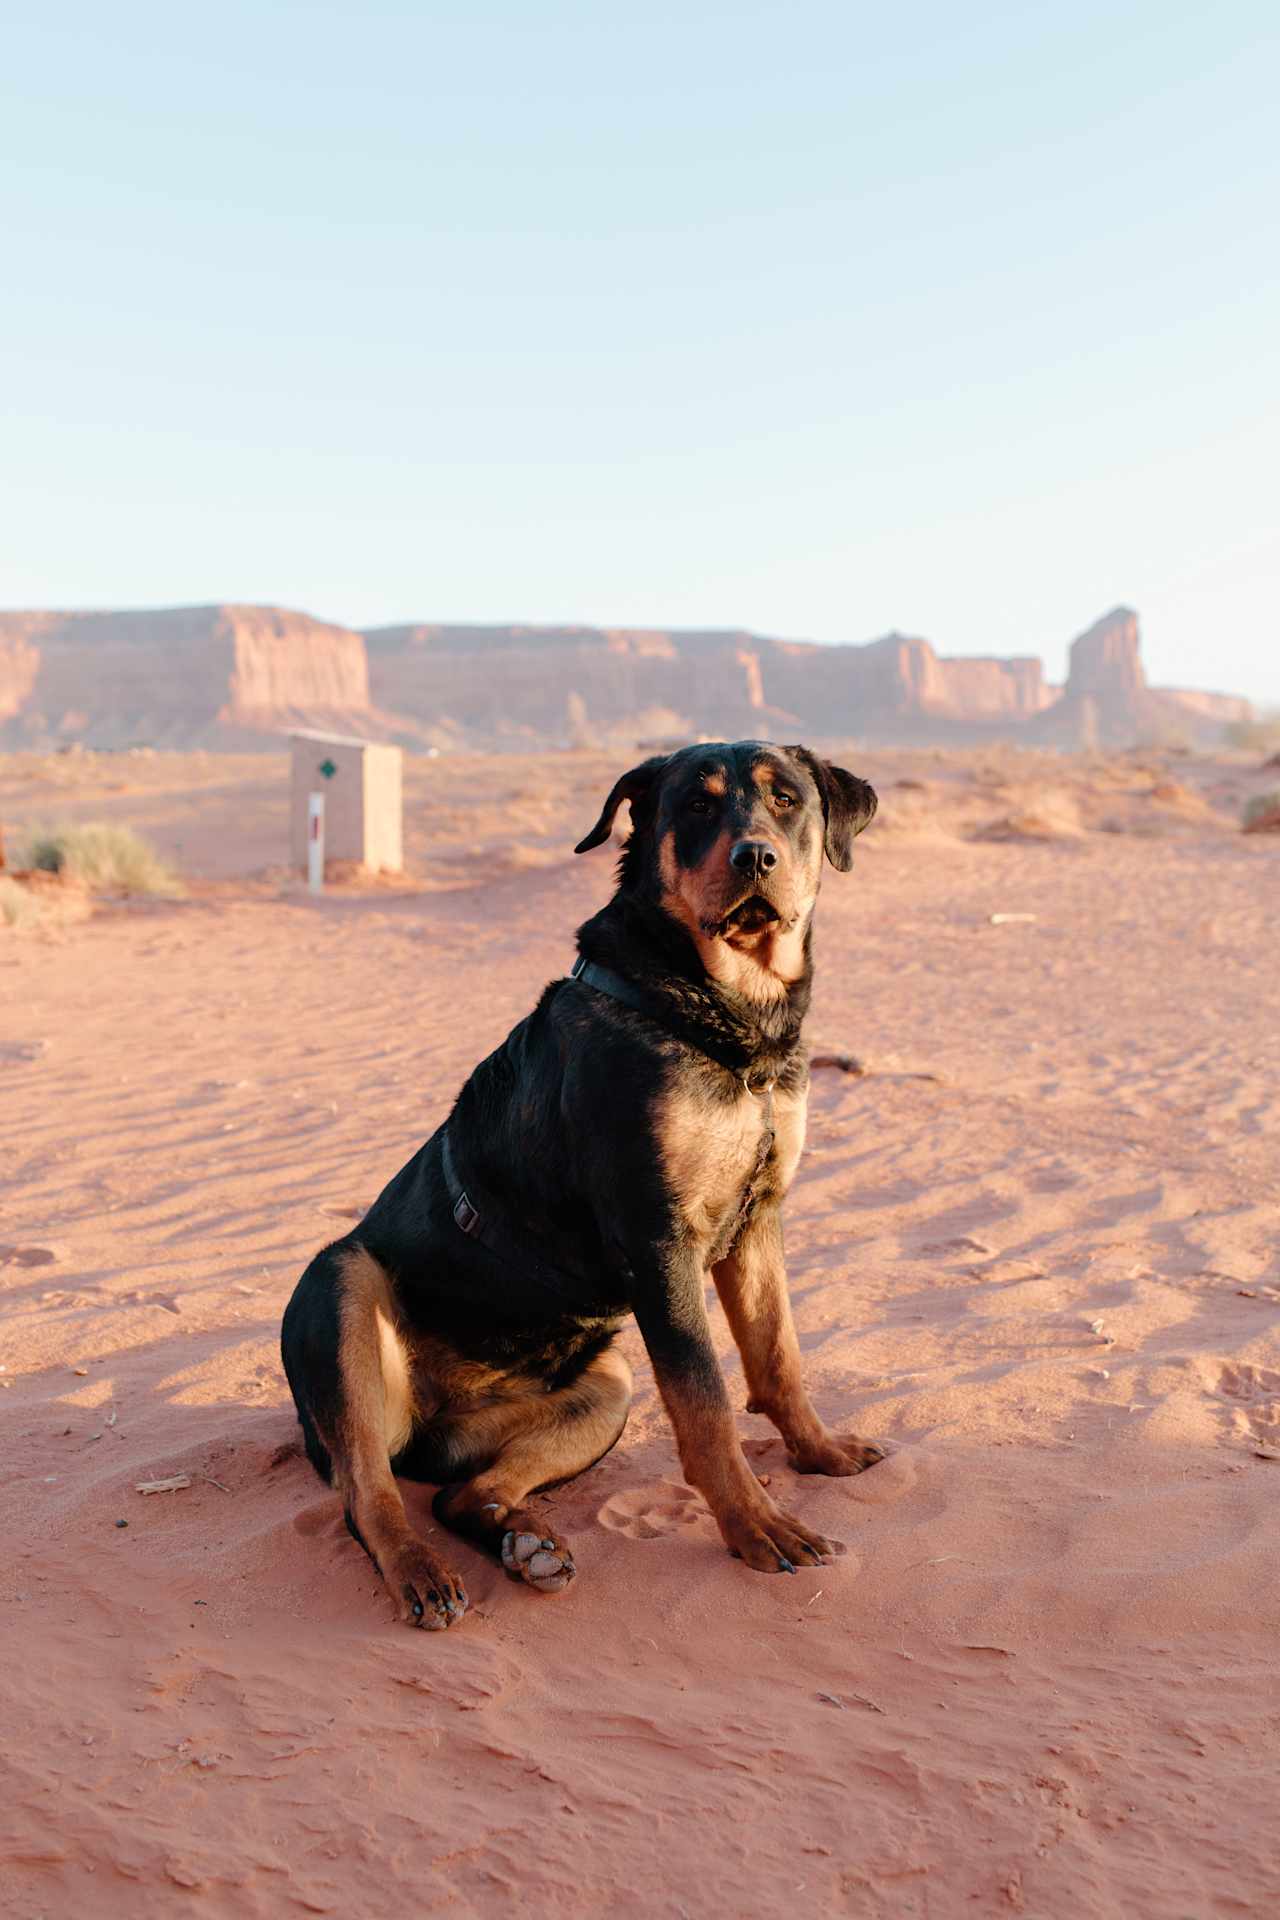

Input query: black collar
[570,955,783,1095]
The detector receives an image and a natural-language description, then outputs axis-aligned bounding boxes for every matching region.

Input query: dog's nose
[730,839,778,876]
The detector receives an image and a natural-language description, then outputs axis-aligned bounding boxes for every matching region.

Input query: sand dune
[2,745,1278,1916]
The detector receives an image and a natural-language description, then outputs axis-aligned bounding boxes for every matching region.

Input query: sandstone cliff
[1029,608,1246,749]
[0,605,369,748]
[0,601,1250,752]
[363,624,780,746]
[222,605,369,720]
[0,626,42,721]
[1158,686,1252,729]
[363,623,1054,747]
[754,632,1051,731]
[1068,607,1146,698]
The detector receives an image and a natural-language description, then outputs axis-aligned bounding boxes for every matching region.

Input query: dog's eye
[773,791,796,810]
[689,795,714,816]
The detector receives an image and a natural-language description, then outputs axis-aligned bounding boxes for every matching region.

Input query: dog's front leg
[632,1257,836,1574]
[713,1202,884,1476]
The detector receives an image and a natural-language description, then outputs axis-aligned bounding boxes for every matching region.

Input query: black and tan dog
[282,741,883,1629]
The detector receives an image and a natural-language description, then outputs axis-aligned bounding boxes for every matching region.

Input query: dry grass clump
[21,823,184,896]
[0,820,176,932]
[0,871,91,932]
[0,876,45,929]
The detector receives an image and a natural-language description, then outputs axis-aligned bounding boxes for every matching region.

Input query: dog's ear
[787,748,878,872]
[573,756,670,854]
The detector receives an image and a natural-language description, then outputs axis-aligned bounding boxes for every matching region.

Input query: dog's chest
[656,1084,802,1249]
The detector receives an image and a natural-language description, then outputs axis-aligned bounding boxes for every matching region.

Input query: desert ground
[2,741,1278,1919]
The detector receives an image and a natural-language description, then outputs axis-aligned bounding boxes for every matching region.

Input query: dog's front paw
[789,1432,885,1477]
[384,1538,469,1630]
[720,1500,837,1574]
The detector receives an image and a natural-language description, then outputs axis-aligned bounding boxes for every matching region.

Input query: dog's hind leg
[281,1242,468,1630]
[429,1345,632,1595]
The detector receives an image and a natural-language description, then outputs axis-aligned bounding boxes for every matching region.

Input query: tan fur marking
[652,1370,837,1579]
[657,828,817,1006]
[656,1082,769,1249]
[769,1085,808,1193]
[306,1245,426,1594]
[465,1349,631,1506]
[710,938,792,1005]
[375,1306,414,1457]
[713,1203,828,1461]
[337,1245,417,1461]
[716,901,814,1002]
[657,1387,766,1514]
[434,1347,633,1535]
[404,1329,537,1410]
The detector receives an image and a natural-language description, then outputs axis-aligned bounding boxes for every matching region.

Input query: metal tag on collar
[570,955,586,980]
[453,1191,479,1235]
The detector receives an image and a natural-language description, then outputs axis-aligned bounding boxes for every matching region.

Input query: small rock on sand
[1243,791,1280,834]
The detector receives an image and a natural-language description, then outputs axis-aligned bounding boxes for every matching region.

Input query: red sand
[2,748,1278,1917]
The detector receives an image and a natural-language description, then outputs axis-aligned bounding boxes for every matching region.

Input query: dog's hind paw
[501,1524,576,1594]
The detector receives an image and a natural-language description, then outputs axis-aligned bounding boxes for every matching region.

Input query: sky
[2,2,1277,701]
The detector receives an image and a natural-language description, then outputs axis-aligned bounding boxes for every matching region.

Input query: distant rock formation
[0,606,370,748]
[0,600,1251,751]
[223,605,368,722]
[0,628,40,721]
[361,623,1055,747]
[1158,685,1254,730]
[1029,608,1251,748]
[755,632,1052,731]
[361,624,776,747]
[1070,606,1146,697]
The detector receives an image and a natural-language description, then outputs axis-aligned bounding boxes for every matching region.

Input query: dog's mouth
[714,893,782,937]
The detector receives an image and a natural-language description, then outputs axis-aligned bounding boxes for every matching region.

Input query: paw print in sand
[596,1482,707,1541]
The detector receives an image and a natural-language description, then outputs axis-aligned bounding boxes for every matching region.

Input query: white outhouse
[289,731,403,874]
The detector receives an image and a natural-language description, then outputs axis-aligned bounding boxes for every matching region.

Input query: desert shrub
[1243,791,1280,833]
[0,876,44,928]
[0,873,90,931]
[21,823,184,895]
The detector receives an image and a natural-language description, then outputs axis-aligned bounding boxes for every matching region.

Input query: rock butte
[0,602,1250,752]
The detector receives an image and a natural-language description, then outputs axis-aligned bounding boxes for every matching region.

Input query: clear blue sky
[3,2,1277,700]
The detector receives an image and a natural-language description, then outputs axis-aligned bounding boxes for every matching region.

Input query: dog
[281,740,883,1629]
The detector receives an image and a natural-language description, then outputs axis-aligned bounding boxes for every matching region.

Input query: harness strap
[439,1126,583,1305]
[570,954,779,1095]
[440,958,781,1293]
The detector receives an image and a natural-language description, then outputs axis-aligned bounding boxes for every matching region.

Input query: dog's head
[575,742,876,994]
